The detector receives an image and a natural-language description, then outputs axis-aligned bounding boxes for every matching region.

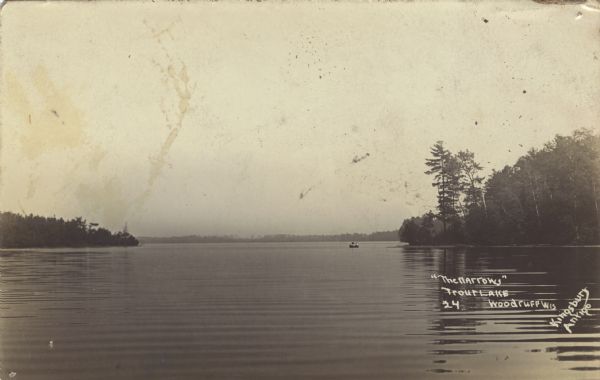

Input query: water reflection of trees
[401,247,600,374]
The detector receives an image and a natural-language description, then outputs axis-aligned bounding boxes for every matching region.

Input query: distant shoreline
[139,240,400,245]
[0,245,141,251]
[3,242,600,250]
[138,231,399,245]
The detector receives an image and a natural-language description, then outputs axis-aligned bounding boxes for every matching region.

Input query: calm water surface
[0,243,598,379]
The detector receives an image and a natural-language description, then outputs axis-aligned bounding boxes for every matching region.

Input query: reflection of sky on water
[0,244,598,379]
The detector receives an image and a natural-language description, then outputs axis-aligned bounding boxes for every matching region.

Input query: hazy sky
[1,1,599,237]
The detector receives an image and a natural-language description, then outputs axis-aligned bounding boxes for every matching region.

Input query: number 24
[442,300,460,310]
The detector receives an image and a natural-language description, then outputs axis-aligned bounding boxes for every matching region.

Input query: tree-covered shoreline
[400,129,600,246]
[0,212,139,248]
[140,230,399,244]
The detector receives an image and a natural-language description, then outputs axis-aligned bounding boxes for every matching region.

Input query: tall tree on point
[425,141,456,233]
[456,150,485,212]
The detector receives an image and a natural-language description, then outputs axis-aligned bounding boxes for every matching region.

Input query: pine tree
[456,150,485,211]
[425,141,455,233]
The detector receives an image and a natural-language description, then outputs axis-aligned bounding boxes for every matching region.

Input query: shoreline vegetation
[399,129,600,246]
[139,231,399,244]
[0,212,139,248]
[3,130,598,249]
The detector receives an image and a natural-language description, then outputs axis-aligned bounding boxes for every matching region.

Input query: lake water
[0,242,598,379]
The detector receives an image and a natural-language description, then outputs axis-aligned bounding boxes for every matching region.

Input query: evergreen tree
[425,141,454,233]
[456,150,484,211]
[403,129,600,245]
[0,212,139,248]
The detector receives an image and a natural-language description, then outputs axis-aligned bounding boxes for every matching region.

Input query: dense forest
[0,212,139,248]
[399,129,600,245]
[140,230,399,244]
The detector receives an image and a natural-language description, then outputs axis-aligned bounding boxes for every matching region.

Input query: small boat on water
[349,242,359,248]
